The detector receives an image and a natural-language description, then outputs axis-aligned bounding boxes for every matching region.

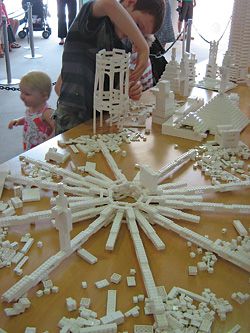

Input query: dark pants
[179,2,193,22]
[57,0,77,39]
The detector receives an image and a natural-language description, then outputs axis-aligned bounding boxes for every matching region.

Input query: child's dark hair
[131,0,166,33]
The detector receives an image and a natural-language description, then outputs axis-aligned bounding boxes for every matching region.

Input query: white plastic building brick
[124,306,140,318]
[126,276,136,287]
[151,80,176,124]
[22,188,41,203]
[227,324,241,333]
[77,323,117,333]
[66,297,77,311]
[106,290,117,315]
[80,297,91,309]
[233,220,248,237]
[110,273,122,284]
[215,125,240,148]
[77,248,98,264]
[100,310,124,325]
[10,197,23,209]
[13,255,28,275]
[20,238,34,254]
[51,286,59,294]
[24,328,36,333]
[231,291,250,304]
[69,144,79,154]
[37,241,43,248]
[95,279,110,289]
[0,171,8,199]
[139,165,159,192]
[134,325,154,333]
[45,147,70,164]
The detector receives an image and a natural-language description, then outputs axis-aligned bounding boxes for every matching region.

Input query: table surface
[0,86,250,333]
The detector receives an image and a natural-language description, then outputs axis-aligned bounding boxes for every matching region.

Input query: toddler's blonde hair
[20,71,52,97]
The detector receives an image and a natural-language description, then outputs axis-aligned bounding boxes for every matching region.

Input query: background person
[57,0,77,45]
[155,0,175,48]
[177,0,196,39]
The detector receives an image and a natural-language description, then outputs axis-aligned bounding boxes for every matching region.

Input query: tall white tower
[93,49,130,133]
[228,0,250,83]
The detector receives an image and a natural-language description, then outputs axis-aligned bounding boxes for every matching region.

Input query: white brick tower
[228,0,250,83]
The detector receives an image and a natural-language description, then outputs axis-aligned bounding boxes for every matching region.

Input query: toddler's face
[20,86,47,109]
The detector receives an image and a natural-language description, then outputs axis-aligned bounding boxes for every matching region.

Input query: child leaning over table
[54,0,166,135]
[8,71,55,151]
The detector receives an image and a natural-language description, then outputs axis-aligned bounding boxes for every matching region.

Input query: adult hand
[129,81,142,101]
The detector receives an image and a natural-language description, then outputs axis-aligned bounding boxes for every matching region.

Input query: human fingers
[129,52,149,83]
[129,81,142,101]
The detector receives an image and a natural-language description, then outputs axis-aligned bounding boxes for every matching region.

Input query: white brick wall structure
[228,0,250,83]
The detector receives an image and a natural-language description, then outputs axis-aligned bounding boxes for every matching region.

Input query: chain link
[0,82,56,92]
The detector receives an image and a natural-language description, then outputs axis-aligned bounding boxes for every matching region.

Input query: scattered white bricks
[227,324,241,333]
[106,290,117,315]
[4,297,31,317]
[66,297,77,311]
[231,291,250,304]
[233,220,248,237]
[126,276,136,287]
[188,266,198,276]
[81,281,88,289]
[24,328,36,333]
[134,325,154,333]
[95,279,110,289]
[100,310,124,325]
[45,148,70,164]
[110,273,122,284]
[77,248,98,264]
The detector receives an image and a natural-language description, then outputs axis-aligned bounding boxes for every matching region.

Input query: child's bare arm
[8,117,25,129]
[92,0,149,82]
[43,108,55,138]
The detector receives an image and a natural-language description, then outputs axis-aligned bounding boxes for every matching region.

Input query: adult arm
[54,74,62,97]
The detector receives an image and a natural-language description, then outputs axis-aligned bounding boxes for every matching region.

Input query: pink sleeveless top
[23,103,53,151]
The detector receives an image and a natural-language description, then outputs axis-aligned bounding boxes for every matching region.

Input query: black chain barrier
[150,15,232,59]
[0,82,56,91]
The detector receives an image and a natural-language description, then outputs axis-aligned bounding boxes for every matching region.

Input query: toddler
[8,71,55,151]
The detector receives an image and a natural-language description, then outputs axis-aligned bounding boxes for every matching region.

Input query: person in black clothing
[57,0,77,45]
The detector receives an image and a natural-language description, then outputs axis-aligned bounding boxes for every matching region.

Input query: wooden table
[0,86,250,333]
